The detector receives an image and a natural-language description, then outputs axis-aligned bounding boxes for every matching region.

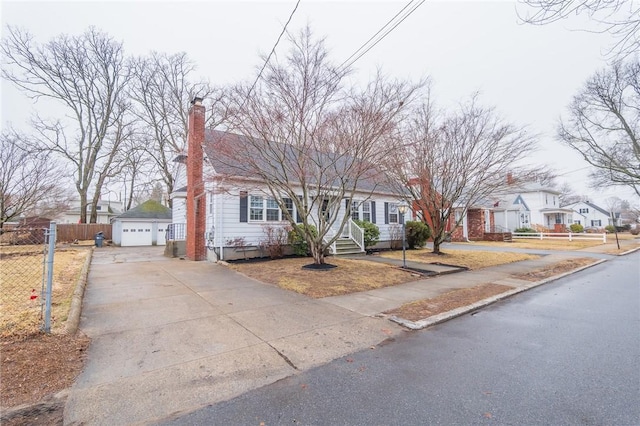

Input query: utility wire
[245,0,301,100]
[338,0,426,72]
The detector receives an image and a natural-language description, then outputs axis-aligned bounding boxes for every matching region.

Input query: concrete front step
[333,238,364,256]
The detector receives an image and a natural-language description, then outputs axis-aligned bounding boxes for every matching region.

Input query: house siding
[189,182,406,260]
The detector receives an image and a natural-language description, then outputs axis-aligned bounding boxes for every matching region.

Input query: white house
[493,182,574,232]
[564,200,620,228]
[60,199,123,224]
[168,99,408,261]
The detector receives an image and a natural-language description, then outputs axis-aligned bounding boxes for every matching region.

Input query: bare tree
[1,26,132,223]
[217,28,422,265]
[389,93,537,254]
[518,0,640,59]
[0,130,69,229]
[129,52,228,207]
[558,59,640,197]
[557,181,583,206]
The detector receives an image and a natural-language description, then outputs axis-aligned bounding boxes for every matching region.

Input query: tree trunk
[79,193,88,224]
[310,240,325,265]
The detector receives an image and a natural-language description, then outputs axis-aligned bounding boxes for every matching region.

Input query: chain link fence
[0,225,55,337]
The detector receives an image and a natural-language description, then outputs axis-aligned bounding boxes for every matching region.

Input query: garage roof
[115,200,172,220]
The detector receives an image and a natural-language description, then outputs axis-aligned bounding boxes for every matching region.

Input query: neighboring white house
[111,200,172,246]
[564,200,620,228]
[60,199,123,224]
[169,128,408,261]
[493,183,574,231]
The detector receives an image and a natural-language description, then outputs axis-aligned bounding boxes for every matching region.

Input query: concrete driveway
[64,246,402,425]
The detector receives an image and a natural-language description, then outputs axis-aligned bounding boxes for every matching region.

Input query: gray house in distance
[111,200,172,246]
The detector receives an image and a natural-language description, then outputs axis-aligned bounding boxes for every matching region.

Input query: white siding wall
[571,202,611,227]
[207,184,406,255]
[172,197,187,224]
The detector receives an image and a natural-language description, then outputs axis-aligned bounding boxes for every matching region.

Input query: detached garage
[112,200,172,247]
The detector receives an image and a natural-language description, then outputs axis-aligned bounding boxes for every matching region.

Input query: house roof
[115,200,172,220]
[508,182,561,195]
[203,129,400,196]
[564,200,611,216]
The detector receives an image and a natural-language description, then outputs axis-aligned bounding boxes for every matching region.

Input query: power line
[245,0,301,100]
[338,0,426,71]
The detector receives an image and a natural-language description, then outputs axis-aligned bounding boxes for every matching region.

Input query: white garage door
[121,222,153,246]
[157,225,167,245]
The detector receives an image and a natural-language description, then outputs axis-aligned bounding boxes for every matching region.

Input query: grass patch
[379,248,539,269]
[471,239,604,250]
[229,257,421,298]
[0,246,90,338]
[385,283,513,322]
[511,257,597,281]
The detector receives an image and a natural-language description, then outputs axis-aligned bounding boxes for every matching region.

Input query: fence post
[569,232,572,242]
[603,233,607,243]
[540,233,543,240]
[43,222,56,333]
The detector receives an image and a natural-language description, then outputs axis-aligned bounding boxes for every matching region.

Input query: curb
[0,389,68,423]
[619,246,640,256]
[65,246,94,335]
[388,258,608,330]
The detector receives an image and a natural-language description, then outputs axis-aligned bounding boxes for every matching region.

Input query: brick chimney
[186,97,206,261]
[506,172,514,185]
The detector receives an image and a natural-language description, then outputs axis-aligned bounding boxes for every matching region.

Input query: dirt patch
[229,257,421,298]
[385,283,514,322]
[1,333,89,410]
[511,257,596,281]
[379,248,538,270]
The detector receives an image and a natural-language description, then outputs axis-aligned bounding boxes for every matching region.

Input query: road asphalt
[63,238,639,425]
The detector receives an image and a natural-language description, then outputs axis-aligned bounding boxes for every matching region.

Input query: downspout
[217,188,224,261]
[463,208,471,243]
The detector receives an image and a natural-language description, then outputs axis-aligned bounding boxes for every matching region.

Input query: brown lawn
[0,246,90,337]
[379,248,539,269]
[470,239,604,250]
[1,245,91,415]
[511,257,597,281]
[228,257,422,298]
[385,283,514,322]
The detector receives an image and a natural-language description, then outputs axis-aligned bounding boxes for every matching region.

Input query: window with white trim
[351,201,359,221]
[591,220,601,227]
[283,198,294,221]
[362,201,371,222]
[579,208,589,213]
[350,200,372,222]
[249,195,294,222]
[266,198,280,221]
[388,203,399,224]
[250,196,264,221]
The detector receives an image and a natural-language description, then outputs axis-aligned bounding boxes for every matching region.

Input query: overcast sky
[1,0,636,205]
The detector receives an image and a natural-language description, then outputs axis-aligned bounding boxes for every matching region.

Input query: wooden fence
[56,224,112,242]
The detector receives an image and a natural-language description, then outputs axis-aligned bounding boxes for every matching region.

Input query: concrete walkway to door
[64,246,401,425]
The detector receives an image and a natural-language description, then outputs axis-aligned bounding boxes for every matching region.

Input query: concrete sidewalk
[64,241,634,424]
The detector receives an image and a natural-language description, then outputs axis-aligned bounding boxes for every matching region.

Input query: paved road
[161,252,640,425]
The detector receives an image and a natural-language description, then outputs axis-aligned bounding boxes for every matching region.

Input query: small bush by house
[353,220,380,248]
[405,221,431,249]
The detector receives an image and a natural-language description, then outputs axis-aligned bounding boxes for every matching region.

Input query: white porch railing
[166,223,186,241]
[512,232,606,243]
[344,219,365,250]
[323,219,365,254]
